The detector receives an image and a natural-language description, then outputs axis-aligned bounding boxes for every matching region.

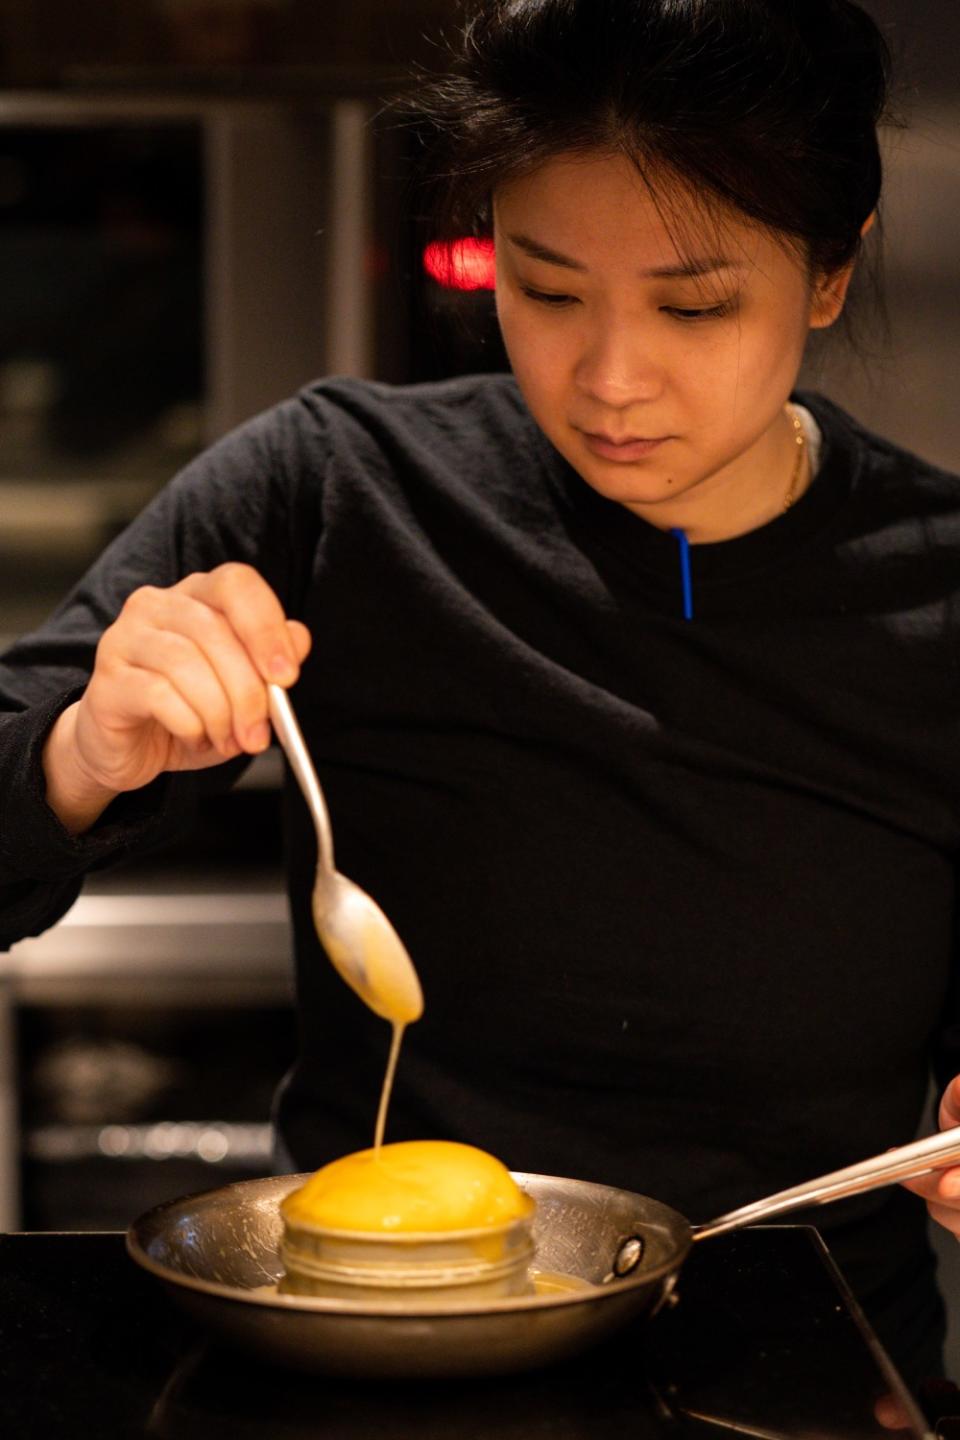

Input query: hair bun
[795,0,892,119]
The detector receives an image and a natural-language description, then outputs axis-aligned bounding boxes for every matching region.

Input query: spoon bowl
[314,871,424,1024]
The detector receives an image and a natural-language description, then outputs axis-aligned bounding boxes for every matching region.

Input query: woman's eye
[663,300,736,322]
[519,285,577,308]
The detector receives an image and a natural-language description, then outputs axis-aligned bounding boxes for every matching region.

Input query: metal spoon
[267,684,424,1025]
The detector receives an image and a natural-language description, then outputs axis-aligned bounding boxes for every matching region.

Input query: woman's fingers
[923,1197,960,1237]
[117,588,274,753]
[874,1391,911,1431]
[91,637,235,762]
[903,1076,960,1238]
[902,1165,960,1205]
[106,566,310,756]
[179,564,303,684]
[288,619,313,664]
[134,632,238,755]
[939,1074,960,1131]
[134,669,237,762]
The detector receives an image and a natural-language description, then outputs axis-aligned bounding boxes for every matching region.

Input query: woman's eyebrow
[506,232,742,279]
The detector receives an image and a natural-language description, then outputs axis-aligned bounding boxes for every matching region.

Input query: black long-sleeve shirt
[2,374,959,1376]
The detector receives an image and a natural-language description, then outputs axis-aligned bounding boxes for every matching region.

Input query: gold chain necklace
[783,405,807,512]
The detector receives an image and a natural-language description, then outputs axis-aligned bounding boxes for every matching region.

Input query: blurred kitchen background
[0,0,959,1371]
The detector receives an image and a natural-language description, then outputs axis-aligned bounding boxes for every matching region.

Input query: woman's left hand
[902,1075,960,1236]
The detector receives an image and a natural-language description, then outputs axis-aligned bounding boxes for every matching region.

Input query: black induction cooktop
[0,1225,943,1438]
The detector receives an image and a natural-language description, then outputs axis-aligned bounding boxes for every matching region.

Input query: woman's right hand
[42,563,312,833]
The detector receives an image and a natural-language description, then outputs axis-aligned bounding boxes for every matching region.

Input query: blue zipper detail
[670,527,694,622]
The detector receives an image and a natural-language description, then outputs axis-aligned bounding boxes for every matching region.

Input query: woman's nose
[573,322,664,407]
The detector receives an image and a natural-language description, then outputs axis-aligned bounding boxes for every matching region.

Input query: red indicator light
[423,237,496,291]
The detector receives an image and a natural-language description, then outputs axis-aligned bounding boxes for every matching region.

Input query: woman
[1,0,957,1385]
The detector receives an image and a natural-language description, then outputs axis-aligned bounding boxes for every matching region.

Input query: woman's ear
[809,261,857,329]
[809,210,877,330]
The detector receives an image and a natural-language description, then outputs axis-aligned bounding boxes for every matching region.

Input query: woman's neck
[623,405,812,544]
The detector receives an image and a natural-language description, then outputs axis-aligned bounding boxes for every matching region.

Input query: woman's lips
[579,430,669,463]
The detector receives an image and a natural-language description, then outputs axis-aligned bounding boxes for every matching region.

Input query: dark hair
[411,0,894,280]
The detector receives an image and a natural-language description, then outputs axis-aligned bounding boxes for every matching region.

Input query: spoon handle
[267,684,335,872]
[693,1125,960,1242]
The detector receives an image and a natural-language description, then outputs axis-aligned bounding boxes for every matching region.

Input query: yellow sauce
[373,1023,404,1152]
[529,1269,593,1296]
[281,1139,535,1233]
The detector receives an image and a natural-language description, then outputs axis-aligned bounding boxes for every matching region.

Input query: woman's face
[493,152,851,541]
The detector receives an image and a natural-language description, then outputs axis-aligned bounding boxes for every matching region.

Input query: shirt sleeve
[0,392,324,950]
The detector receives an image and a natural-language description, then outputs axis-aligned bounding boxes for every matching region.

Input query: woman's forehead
[493,152,769,274]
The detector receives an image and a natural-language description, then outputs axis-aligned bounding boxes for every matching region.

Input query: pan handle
[692,1125,960,1243]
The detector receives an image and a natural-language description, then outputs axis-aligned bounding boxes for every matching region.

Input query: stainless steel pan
[127,1125,960,1379]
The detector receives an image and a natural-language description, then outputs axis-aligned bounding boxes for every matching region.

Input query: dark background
[0,0,950,92]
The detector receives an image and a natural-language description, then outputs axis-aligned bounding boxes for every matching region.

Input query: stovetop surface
[0,1225,931,1439]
